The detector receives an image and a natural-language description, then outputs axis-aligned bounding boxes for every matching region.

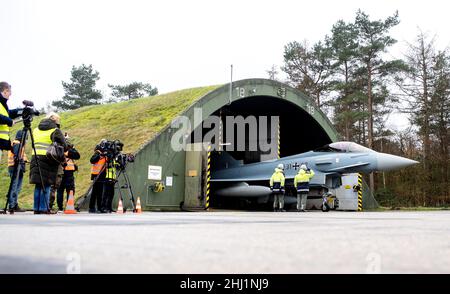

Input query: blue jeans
[34,185,51,212]
[8,169,24,209]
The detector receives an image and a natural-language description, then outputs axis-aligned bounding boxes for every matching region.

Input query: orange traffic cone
[117,198,124,214]
[64,190,77,214]
[135,197,142,213]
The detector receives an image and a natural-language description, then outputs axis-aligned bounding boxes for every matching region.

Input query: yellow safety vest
[0,103,10,141]
[270,168,285,187]
[105,160,117,180]
[294,169,315,187]
[33,128,56,156]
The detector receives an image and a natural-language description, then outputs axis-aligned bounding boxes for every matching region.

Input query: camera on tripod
[116,153,135,170]
[96,139,134,169]
[96,139,122,158]
[18,100,40,127]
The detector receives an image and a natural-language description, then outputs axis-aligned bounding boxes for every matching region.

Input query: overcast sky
[1,0,449,130]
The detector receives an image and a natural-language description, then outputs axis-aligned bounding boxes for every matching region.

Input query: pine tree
[52,64,103,110]
[354,10,406,193]
[327,20,362,141]
[108,82,158,101]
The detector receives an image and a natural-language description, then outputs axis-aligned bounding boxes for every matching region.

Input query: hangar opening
[206,96,331,159]
[187,95,333,209]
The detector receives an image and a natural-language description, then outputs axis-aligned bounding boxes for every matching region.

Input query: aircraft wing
[210,175,297,182]
[210,177,268,182]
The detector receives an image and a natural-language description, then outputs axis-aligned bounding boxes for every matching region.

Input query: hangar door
[183,143,208,210]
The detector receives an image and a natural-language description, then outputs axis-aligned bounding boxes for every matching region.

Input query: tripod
[115,166,137,212]
[2,119,47,214]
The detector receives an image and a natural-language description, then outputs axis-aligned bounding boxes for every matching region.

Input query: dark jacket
[67,146,81,160]
[29,119,68,186]
[0,95,20,150]
[90,151,104,164]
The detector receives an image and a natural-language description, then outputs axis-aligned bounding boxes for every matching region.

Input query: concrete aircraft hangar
[121,78,375,211]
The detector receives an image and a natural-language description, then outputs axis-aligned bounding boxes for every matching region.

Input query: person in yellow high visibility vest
[6,130,28,212]
[270,163,286,212]
[294,164,315,212]
[101,157,119,213]
[0,82,21,160]
[29,112,67,214]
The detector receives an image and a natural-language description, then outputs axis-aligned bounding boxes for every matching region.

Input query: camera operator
[0,82,21,160]
[56,135,80,213]
[96,139,125,213]
[101,150,120,213]
[89,139,108,213]
[6,130,28,213]
[30,112,67,214]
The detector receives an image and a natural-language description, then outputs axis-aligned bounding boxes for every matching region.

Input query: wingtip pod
[376,153,419,171]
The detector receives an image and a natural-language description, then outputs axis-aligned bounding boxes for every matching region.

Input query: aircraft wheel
[322,203,330,212]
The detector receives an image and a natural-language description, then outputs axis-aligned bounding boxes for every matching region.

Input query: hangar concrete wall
[121,79,340,210]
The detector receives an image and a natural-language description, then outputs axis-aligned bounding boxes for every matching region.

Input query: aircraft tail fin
[212,152,241,170]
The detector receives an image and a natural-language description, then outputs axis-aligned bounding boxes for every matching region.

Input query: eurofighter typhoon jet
[210,141,418,204]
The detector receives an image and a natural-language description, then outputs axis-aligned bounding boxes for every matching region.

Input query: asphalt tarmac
[0,210,449,273]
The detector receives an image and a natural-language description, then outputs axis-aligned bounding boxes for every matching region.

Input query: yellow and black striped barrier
[358,173,363,211]
[205,144,211,211]
[277,119,280,159]
[219,110,223,152]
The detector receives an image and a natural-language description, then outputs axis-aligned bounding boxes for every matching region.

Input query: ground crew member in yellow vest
[7,130,28,212]
[0,82,21,160]
[29,112,67,214]
[270,163,286,212]
[101,158,119,213]
[294,164,315,212]
[56,140,80,213]
[89,140,108,213]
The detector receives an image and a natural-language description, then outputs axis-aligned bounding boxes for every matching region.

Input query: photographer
[0,82,21,159]
[30,112,67,214]
[89,139,108,213]
[56,136,80,213]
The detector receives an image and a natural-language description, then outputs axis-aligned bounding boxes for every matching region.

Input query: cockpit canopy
[315,141,374,153]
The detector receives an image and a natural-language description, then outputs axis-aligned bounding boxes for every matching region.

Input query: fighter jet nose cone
[376,153,419,171]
